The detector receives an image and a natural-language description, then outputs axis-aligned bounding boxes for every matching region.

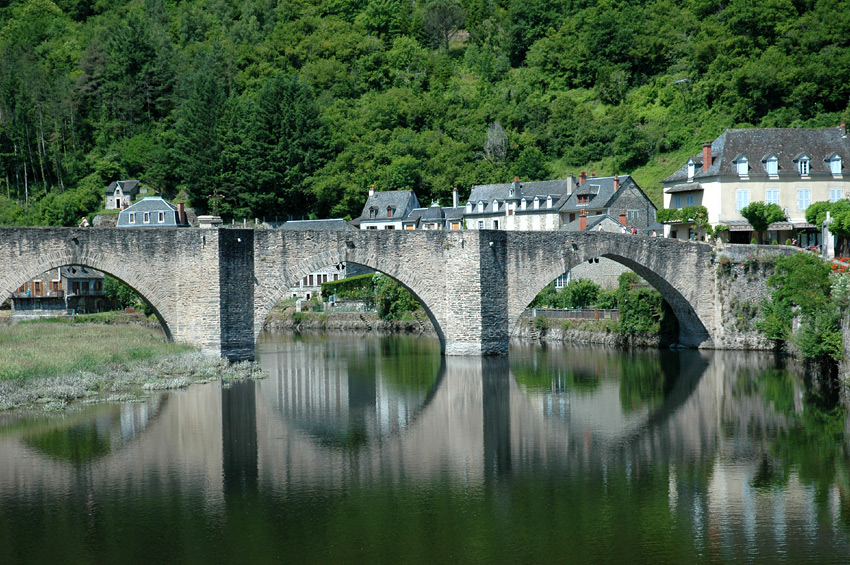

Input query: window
[627,210,639,223]
[546,196,553,208]
[493,220,499,230]
[385,225,395,230]
[129,213,135,224]
[797,188,811,211]
[94,281,102,292]
[765,155,778,177]
[533,197,539,209]
[673,195,682,208]
[478,201,484,212]
[386,207,394,218]
[478,221,484,229]
[493,201,499,212]
[143,212,150,223]
[520,199,527,210]
[687,159,695,180]
[736,189,750,211]
[367,225,377,230]
[369,208,377,219]
[766,190,779,206]
[158,211,165,223]
[685,194,695,207]
[737,156,748,177]
[577,195,589,205]
[404,224,414,230]
[830,188,843,203]
[830,155,842,175]
[569,213,575,223]
[450,222,460,230]
[798,157,810,176]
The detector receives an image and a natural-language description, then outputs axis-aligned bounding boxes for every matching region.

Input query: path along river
[1,333,849,563]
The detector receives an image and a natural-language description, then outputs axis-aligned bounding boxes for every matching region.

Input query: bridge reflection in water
[0,335,848,561]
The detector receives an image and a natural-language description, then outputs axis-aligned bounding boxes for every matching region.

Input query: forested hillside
[1,0,849,225]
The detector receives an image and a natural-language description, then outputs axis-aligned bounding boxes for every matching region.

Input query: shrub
[785,239,792,245]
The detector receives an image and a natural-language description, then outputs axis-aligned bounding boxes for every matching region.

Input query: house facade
[11,266,115,318]
[105,180,146,210]
[117,197,189,227]
[661,126,850,244]
[463,178,575,231]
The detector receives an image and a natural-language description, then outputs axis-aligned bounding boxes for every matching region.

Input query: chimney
[579,208,587,231]
[178,201,186,225]
[369,184,375,197]
[614,174,620,191]
[452,186,459,208]
[579,171,587,186]
[842,123,847,138]
[619,211,627,226]
[512,176,521,194]
[702,141,712,172]
[590,171,596,177]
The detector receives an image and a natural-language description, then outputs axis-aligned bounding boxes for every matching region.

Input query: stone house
[105,180,147,210]
[402,201,466,231]
[117,197,190,227]
[560,173,659,234]
[354,187,421,230]
[661,126,850,244]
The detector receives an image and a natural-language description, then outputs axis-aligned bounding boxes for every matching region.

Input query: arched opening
[254,257,447,353]
[1,261,173,340]
[510,249,709,347]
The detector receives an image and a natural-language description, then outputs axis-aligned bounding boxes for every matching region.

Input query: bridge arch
[507,232,713,347]
[0,249,175,339]
[252,233,449,352]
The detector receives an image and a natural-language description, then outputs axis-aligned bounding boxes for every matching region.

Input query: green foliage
[2,0,850,227]
[103,276,153,316]
[755,253,843,361]
[373,273,421,320]
[806,199,850,239]
[740,201,785,243]
[321,272,375,301]
[530,279,600,309]
[655,206,708,224]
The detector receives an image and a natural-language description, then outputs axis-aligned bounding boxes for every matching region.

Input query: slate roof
[663,127,850,183]
[105,179,140,195]
[357,190,420,221]
[61,266,104,281]
[117,197,187,227]
[665,183,704,194]
[278,219,356,231]
[559,175,650,212]
[466,179,574,214]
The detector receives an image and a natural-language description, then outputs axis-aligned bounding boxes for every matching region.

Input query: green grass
[0,322,193,381]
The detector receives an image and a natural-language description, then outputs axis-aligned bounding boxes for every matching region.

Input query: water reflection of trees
[21,396,165,463]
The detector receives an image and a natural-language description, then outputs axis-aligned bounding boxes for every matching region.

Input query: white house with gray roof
[661,126,850,244]
[464,177,576,230]
[355,188,421,230]
[117,197,189,227]
[105,180,147,209]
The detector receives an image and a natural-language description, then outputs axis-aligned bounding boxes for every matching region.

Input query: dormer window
[477,200,484,213]
[369,207,377,219]
[465,202,472,213]
[736,156,749,177]
[493,200,499,212]
[533,197,540,209]
[577,195,589,205]
[687,158,695,180]
[520,199,527,211]
[765,155,778,177]
[546,196,553,208]
[797,155,810,176]
[386,206,394,218]
[829,155,843,175]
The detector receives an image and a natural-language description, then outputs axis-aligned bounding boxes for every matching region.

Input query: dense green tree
[740,201,786,243]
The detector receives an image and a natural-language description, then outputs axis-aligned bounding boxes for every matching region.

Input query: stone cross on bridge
[0,227,793,359]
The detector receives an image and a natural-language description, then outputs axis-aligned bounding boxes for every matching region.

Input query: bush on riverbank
[755,253,848,362]
[320,272,424,321]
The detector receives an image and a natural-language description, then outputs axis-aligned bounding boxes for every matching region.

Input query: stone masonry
[0,227,797,359]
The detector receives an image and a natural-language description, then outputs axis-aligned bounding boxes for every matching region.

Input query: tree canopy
[1,0,850,225]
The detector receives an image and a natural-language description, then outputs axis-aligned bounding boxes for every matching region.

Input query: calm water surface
[1,333,849,563]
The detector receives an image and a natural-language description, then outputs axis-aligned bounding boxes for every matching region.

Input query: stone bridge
[0,227,795,359]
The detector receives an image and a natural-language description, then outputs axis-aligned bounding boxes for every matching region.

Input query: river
[1,333,848,563]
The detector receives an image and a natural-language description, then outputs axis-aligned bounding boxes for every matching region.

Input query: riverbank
[0,320,265,413]
[263,307,437,335]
